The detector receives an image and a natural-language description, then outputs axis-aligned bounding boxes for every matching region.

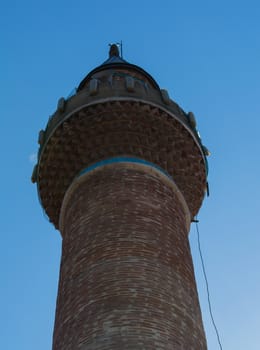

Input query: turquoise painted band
[77,157,172,180]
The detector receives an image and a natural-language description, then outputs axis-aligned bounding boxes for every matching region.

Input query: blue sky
[1,0,260,349]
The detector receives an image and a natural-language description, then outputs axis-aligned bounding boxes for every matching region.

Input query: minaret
[32,44,209,349]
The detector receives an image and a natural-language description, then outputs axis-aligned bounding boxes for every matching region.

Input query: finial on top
[109,43,120,58]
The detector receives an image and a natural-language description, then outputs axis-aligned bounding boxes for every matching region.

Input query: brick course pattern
[52,164,207,350]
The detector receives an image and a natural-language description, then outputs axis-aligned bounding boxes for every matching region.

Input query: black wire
[195,220,223,350]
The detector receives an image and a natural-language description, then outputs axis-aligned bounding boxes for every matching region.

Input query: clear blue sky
[1,1,260,349]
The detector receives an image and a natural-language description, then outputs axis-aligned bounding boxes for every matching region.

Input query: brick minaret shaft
[32,45,209,349]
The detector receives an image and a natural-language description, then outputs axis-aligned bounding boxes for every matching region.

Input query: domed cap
[77,43,160,91]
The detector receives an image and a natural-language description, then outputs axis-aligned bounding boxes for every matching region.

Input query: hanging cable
[195,220,223,350]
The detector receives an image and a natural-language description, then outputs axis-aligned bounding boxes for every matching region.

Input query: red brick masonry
[53,163,207,349]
